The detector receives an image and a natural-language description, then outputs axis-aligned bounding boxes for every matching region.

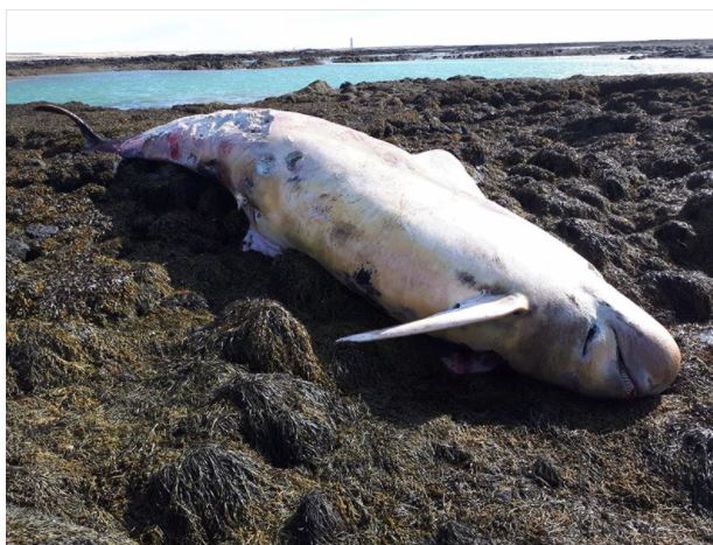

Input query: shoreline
[7,38,713,77]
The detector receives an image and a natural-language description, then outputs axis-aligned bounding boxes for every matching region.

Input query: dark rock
[339,81,356,93]
[25,223,59,239]
[300,80,334,94]
[6,237,31,262]
[501,148,526,166]
[282,490,344,545]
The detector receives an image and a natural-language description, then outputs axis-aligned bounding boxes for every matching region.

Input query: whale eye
[582,324,599,357]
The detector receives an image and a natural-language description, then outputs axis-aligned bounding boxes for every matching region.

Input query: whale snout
[612,319,682,397]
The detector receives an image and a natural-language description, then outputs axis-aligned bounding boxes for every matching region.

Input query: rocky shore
[8,39,713,77]
[6,73,713,544]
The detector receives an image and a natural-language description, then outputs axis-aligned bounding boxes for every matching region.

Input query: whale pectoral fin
[336,292,529,343]
[241,227,283,257]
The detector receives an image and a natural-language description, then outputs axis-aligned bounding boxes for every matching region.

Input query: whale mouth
[614,331,638,398]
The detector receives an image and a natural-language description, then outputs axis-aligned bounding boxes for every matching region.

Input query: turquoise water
[8,54,713,109]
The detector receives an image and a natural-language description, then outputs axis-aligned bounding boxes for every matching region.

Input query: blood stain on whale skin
[167,132,181,160]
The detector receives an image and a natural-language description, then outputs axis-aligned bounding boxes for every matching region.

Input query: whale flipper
[336,292,529,343]
[413,149,484,197]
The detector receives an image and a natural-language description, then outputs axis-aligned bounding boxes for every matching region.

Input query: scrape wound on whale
[285,151,304,171]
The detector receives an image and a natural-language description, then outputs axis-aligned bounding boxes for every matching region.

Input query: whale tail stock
[35,104,122,153]
[337,292,529,343]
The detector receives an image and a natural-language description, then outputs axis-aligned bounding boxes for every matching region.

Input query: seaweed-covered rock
[555,218,622,270]
[564,113,645,137]
[282,490,345,545]
[529,145,581,177]
[7,236,31,262]
[7,254,173,323]
[430,521,497,545]
[193,298,325,382]
[7,465,91,525]
[686,170,713,190]
[648,420,713,513]
[6,319,92,393]
[512,179,596,219]
[140,445,266,545]
[645,153,696,179]
[655,220,698,267]
[644,270,713,322]
[217,373,354,467]
[46,152,118,192]
[7,505,138,545]
[679,190,713,275]
[530,456,564,488]
[269,251,355,320]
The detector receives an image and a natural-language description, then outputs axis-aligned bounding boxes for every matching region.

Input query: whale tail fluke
[35,104,121,153]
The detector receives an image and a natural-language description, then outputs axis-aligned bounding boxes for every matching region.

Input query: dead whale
[37,104,681,398]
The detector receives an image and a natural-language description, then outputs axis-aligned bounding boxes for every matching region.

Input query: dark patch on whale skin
[353,266,381,300]
[340,266,381,301]
[457,271,479,289]
[287,175,302,184]
[330,222,357,244]
[285,151,304,171]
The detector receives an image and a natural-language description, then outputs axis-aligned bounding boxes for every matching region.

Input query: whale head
[506,280,681,398]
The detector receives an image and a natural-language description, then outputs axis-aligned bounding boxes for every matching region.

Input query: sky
[7,10,713,54]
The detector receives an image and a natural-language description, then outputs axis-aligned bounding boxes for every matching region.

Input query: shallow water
[7,54,713,109]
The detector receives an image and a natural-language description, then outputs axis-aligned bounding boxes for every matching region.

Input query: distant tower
[350,37,354,50]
